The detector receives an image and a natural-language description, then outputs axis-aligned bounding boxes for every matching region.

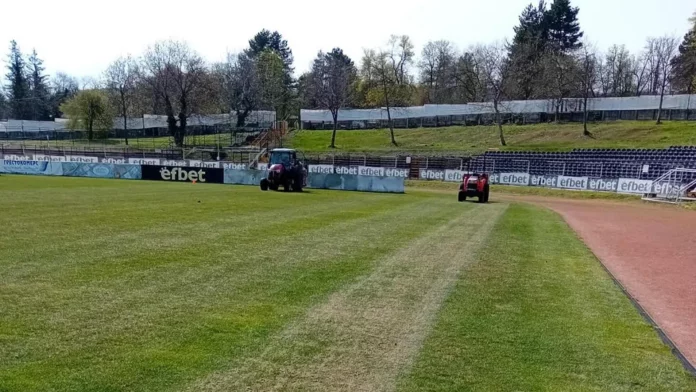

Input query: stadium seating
[468,146,696,179]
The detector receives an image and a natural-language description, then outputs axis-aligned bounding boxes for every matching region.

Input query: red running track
[525,198,696,369]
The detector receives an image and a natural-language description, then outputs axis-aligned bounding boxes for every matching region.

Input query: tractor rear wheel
[293,177,303,192]
[483,185,490,203]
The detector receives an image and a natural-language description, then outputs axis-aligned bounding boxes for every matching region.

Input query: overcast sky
[0,0,694,81]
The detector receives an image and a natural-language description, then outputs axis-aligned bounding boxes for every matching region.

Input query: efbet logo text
[159,167,207,182]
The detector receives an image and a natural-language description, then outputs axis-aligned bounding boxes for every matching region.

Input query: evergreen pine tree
[508,1,549,99]
[0,89,8,120]
[245,29,295,120]
[670,21,696,94]
[27,49,51,121]
[512,1,548,51]
[545,0,583,52]
[5,40,31,120]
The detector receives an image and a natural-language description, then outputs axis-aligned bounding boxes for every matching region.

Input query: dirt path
[187,204,507,392]
[508,195,696,369]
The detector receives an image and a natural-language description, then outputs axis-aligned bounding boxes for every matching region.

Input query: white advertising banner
[223,162,247,170]
[200,161,220,168]
[257,163,268,171]
[99,157,127,164]
[530,175,558,188]
[128,158,161,165]
[385,168,409,178]
[557,176,589,190]
[358,166,385,177]
[617,178,653,194]
[67,155,99,163]
[308,164,334,174]
[3,154,32,161]
[496,172,531,186]
[652,181,681,196]
[335,166,358,175]
[34,154,67,162]
[419,169,445,181]
[161,160,189,167]
[588,178,619,192]
[444,170,468,183]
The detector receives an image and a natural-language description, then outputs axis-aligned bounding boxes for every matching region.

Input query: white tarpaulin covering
[300,94,696,122]
[0,111,276,132]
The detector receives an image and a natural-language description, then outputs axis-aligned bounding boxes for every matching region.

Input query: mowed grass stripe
[0,176,463,392]
[189,203,507,392]
[0,184,407,281]
[398,204,696,392]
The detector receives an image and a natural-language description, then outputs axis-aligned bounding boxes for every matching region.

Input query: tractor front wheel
[260,179,269,191]
[458,192,466,202]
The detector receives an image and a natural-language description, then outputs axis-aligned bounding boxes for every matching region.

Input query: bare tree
[418,40,456,103]
[574,43,599,136]
[650,36,679,124]
[217,53,261,127]
[600,45,634,97]
[362,49,399,145]
[387,35,415,86]
[361,36,415,146]
[473,43,511,146]
[542,50,579,122]
[104,55,139,145]
[141,40,206,147]
[451,51,485,103]
[307,48,357,148]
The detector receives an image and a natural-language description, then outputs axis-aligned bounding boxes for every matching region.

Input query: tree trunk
[583,93,591,136]
[494,100,506,146]
[177,113,187,147]
[164,97,180,146]
[386,105,397,146]
[330,111,338,148]
[656,80,666,125]
[383,84,397,146]
[236,108,251,127]
[122,110,129,146]
[88,118,94,141]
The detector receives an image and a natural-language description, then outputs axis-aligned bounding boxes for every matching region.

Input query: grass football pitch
[0,175,694,391]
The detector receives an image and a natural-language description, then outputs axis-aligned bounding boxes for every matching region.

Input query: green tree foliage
[245,29,293,71]
[60,90,114,140]
[545,0,583,52]
[50,72,79,119]
[512,1,548,51]
[0,89,8,119]
[245,30,294,120]
[508,1,549,99]
[27,49,52,121]
[5,40,31,120]
[670,18,696,94]
[257,50,286,114]
[507,0,583,99]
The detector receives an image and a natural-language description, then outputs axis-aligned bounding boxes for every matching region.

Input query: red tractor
[260,148,307,192]
[458,173,490,203]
